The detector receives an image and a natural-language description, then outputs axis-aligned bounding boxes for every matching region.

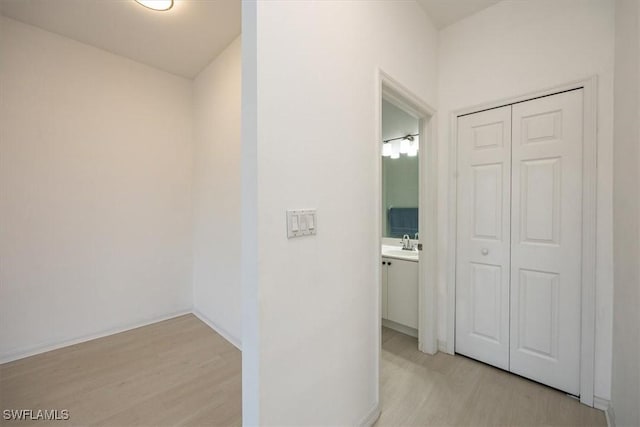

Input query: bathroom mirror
[381,99,419,239]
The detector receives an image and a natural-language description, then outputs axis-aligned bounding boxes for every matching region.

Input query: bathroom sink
[382,248,419,261]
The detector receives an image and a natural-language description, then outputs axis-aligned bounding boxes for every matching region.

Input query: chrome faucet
[402,234,413,251]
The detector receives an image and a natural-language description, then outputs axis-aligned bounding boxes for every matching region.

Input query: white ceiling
[0,0,240,79]
[417,0,501,29]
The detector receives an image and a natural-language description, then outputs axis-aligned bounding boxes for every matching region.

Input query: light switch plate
[287,209,317,238]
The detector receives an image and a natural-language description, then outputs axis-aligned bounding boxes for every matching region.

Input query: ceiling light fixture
[134,0,174,11]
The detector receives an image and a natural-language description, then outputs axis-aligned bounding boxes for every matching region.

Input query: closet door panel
[455,106,511,370]
[510,90,583,395]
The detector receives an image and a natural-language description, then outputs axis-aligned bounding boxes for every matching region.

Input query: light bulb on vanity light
[382,143,392,157]
[407,137,419,157]
[391,140,401,159]
[400,138,410,154]
[134,0,174,11]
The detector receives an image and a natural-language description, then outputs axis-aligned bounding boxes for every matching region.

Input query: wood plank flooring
[1,317,606,426]
[0,315,241,426]
[376,327,606,427]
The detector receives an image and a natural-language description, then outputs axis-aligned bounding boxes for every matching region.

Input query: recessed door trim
[374,70,438,357]
[446,77,598,407]
[373,69,438,421]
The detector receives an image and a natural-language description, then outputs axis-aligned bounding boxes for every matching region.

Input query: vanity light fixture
[382,134,419,158]
[134,0,174,11]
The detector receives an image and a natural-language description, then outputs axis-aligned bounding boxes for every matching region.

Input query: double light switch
[287,209,317,238]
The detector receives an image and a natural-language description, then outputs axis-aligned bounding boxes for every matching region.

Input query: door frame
[446,76,598,406]
[375,70,438,360]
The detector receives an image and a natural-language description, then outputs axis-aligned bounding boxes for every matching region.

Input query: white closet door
[456,106,512,370]
[510,90,583,395]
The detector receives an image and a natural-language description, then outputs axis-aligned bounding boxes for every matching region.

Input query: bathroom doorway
[380,98,421,337]
[376,72,437,361]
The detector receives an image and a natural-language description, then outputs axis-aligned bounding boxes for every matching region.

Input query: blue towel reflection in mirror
[388,207,418,238]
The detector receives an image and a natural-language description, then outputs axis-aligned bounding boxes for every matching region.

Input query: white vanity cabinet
[381,256,418,330]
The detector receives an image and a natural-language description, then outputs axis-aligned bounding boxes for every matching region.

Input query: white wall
[0,17,194,361]
[240,2,259,422]
[192,36,242,347]
[381,99,420,141]
[243,1,438,424]
[437,0,615,400]
[611,0,640,424]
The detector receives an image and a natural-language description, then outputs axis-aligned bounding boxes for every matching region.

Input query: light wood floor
[376,327,606,427]
[1,317,606,426]
[0,315,241,426]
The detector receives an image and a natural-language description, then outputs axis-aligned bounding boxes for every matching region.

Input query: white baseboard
[192,309,242,351]
[2,308,242,365]
[0,308,192,364]
[594,396,610,411]
[604,401,615,427]
[437,339,448,353]
[382,319,418,338]
[591,396,613,427]
[358,402,380,427]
